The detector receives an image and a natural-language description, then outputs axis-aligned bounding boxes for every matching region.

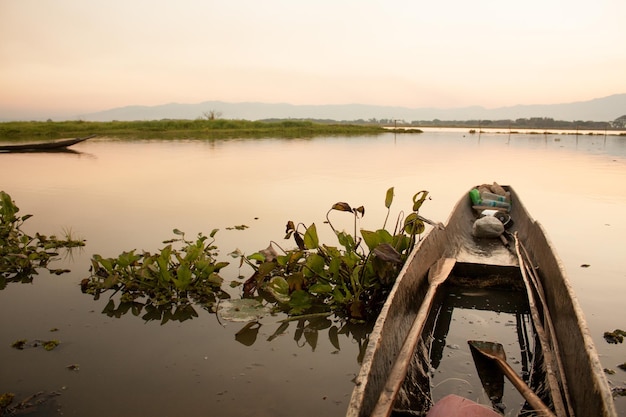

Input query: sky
[1,0,625,120]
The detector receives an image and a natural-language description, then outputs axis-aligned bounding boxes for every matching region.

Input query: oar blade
[468,340,506,362]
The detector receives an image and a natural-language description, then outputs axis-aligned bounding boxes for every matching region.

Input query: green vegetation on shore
[0,119,389,140]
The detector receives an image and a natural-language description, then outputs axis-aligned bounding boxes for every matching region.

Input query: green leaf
[336,231,356,252]
[247,252,266,262]
[404,213,425,235]
[176,264,193,290]
[304,253,326,277]
[385,187,394,209]
[360,230,380,251]
[172,228,184,235]
[256,261,278,279]
[156,255,172,283]
[117,250,139,269]
[377,229,394,243]
[267,276,290,304]
[213,261,229,272]
[308,283,332,294]
[102,274,119,289]
[288,290,312,315]
[303,223,319,249]
[412,190,429,212]
[328,256,340,277]
[98,257,114,273]
[392,234,411,253]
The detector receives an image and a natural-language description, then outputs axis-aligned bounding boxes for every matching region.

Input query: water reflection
[98,297,220,324]
[89,288,375,363]
[234,315,374,363]
[1,133,625,417]
[0,148,82,155]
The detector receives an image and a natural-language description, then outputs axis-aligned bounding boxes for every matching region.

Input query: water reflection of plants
[0,191,85,288]
[234,188,432,320]
[80,229,230,324]
[232,313,375,364]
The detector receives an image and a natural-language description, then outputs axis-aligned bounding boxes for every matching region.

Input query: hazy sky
[1,0,625,119]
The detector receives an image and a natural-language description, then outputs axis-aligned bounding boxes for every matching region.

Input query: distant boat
[0,134,96,152]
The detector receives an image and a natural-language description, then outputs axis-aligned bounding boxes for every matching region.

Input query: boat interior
[393,262,552,416]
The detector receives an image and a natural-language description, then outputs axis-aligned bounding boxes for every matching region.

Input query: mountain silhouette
[76,93,625,122]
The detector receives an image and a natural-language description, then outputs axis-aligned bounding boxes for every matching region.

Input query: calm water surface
[1,131,625,416]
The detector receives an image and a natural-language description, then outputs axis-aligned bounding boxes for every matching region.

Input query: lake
[1,129,625,416]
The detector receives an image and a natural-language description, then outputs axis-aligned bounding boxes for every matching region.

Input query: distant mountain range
[71,93,625,122]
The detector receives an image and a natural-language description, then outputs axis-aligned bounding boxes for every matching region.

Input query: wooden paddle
[514,233,569,417]
[468,340,556,417]
[371,257,456,417]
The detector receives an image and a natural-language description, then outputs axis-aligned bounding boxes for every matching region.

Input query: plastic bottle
[469,188,482,205]
[481,191,509,203]
[481,199,511,209]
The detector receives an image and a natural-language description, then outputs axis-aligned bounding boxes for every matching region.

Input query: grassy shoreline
[4,119,620,142]
[0,119,391,141]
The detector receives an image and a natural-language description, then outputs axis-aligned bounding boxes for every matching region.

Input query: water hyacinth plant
[81,229,230,324]
[235,188,432,320]
[0,190,85,287]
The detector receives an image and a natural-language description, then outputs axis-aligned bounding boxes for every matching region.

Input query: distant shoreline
[1,119,625,141]
[386,126,626,136]
[0,119,387,141]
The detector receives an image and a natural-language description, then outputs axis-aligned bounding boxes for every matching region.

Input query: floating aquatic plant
[0,190,85,287]
[81,229,230,324]
[234,187,432,320]
[41,340,60,351]
[11,339,27,350]
[603,329,626,344]
[0,393,15,411]
[10,338,60,351]
[0,391,61,415]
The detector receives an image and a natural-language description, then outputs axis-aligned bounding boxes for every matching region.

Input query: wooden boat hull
[346,185,615,417]
[0,134,96,152]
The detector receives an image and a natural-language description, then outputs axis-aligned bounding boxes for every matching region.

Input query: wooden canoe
[0,134,96,152]
[346,185,615,417]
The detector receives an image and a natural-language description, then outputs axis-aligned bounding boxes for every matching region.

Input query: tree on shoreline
[613,115,626,129]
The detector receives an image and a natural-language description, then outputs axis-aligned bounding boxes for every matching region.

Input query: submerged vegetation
[0,119,387,140]
[0,191,85,288]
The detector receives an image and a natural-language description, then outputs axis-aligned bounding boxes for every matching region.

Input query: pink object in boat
[426,394,501,417]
